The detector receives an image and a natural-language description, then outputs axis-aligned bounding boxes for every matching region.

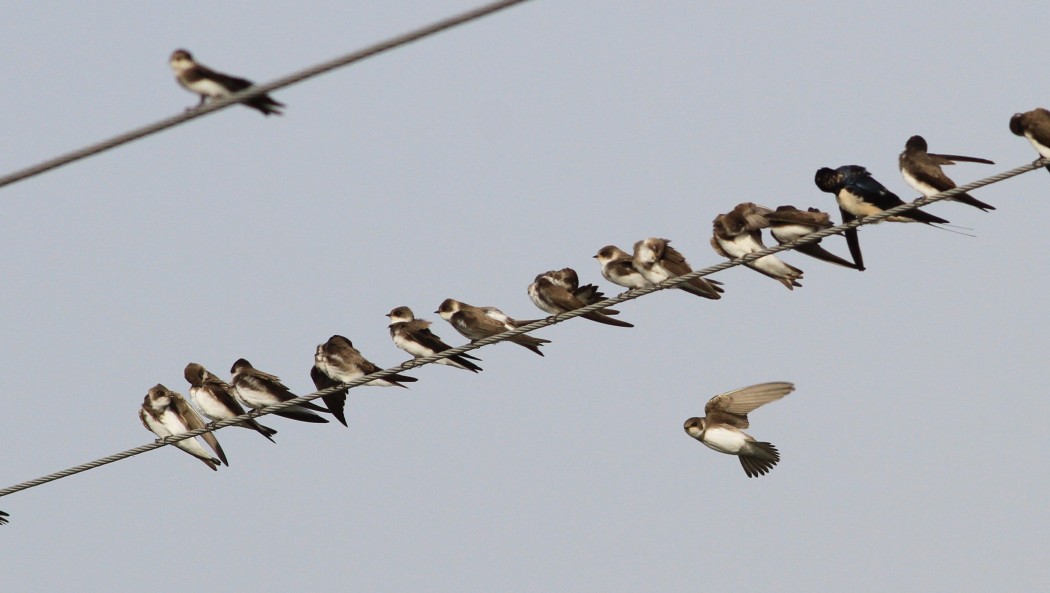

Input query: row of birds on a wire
[145,50,1050,480]
[138,127,1007,479]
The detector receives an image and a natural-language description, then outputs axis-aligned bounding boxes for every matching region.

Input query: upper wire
[0,0,535,191]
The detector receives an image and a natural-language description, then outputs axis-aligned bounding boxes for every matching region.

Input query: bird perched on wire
[169,49,285,116]
[183,363,277,443]
[1009,108,1050,175]
[762,205,863,270]
[815,165,950,271]
[436,298,551,356]
[594,245,653,290]
[387,306,483,373]
[898,135,995,211]
[710,203,803,290]
[139,384,226,471]
[528,269,633,327]
[632,238,724,299]
[229,359,331,424]
[683,382,794,478]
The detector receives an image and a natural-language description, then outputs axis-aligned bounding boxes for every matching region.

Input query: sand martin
[711,203,803,290]
[169,49,285,116]
[1009,108,1050,174]
[184,363,276,442]
[683,382,794,478]
[436,298,551,356]
[594,245,654,290]
[632,238,724,299]
[314,335,419,391]
[763,206,864,270]
[140,384,226,470]
[528,272,633,327]
[229,359,330,424]
[387,306,483,373]
[543,268,621,312]
[898,135,995,211]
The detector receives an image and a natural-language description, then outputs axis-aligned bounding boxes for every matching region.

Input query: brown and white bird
[683,382,794,478]
[436,298,551,356]
[313,335,419,392]
[168,49,285,115]
[184,363,277,442]
[229,359,330,424]
[762,205,863,270]
[711,203,803,290]
[387,306,482,373]
[632,238,724,299]
[528,269,633,327]
[1009,108,1050,175]
[140,384,226,470]
[594,245,654,290]
[898,135,995,211]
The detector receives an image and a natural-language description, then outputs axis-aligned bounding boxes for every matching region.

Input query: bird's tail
[511,334,551,356]
[738,442,780,478]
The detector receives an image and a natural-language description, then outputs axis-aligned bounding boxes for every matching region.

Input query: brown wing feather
[705,382,794,416]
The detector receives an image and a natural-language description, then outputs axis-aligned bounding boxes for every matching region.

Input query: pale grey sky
[1,2,1047,591]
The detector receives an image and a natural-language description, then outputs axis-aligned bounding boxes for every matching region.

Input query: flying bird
[683,382,794,478]
[387,306,482,373]
[314,335,418,390]
[898,135,995,211]
[229,359,330,424]
[710,203,803,290]
[594,245,654,290]
[140,384,226,470]
[528,270,633,327]
[1009,108,1050,174]
[763,206,864,270]
[169,49,285,116]
[632,238,724,299]
[436,298,551,356]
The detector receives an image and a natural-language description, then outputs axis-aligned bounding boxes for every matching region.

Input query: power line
[0,0,535,191]
[0,157,1042,500]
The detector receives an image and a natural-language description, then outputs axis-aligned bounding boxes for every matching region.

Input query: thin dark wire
[0,0,535,191]
[0,157,1041,500]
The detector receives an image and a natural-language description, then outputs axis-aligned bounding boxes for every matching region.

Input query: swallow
[815,165,950,224]
[763,206,864,270]
[711,203,803,290]
[229,359,330,424]
[168,49,284,116]
[436,298,551,356]
[1009,108,1050,174]
[314,335,419,394]
[386,306,483,373]
[0,510,8,525]
[184,363,277,442]
[898,135,995,211]
[528,272,633,327]
[632,238,724,299]
[543,268,623,315]
[140,384,226,470]
[594,245,654,290]
[815,165,950,270]
[683,382,794,478]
